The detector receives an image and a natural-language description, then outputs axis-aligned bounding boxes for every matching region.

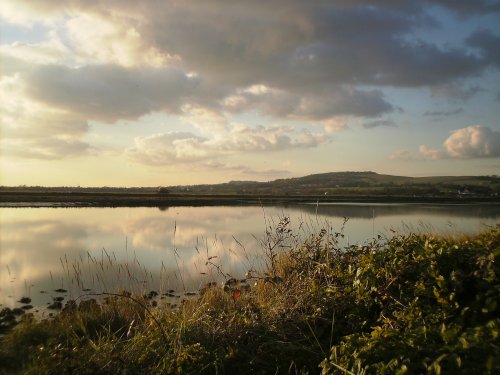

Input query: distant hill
[2,171,499,198]
[168,171,500,197]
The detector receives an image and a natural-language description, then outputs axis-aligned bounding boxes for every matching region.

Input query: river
[1,203,498,311]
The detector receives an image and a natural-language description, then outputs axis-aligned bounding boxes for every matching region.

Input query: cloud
[3,0,498,122]
[126,124,329,165]
[419,144,447,160]
[0,34,70,66]
[0,219,89,284]
[138,2,487,90]
[0,1,61,25]
[424,108,463,117]
[3,1,499,26]
[432,0,500,15]
[430,84,483,101]
[467,29,500,68]
[321,118,348,133]
[126,132,208,165]
[223,85,394,120]
[24,64,200,122]
[1,138,93,160]
[216,124,327,152]
[420,125,500,159]
[2,0,500,166]
[389,149,412,161]
[362,119,396,129]
[181,106,229,134]
[444,125,500,158]
[64,14,171,67]
[201,161,290,177]
[0,74,93,159]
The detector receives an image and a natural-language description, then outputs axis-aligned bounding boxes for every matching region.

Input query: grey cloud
[2,138,93,160]
[363,119,397,129]
[4,0,500,127]
[4,114,89,140]
[467,29,500,68]
[431,0,500,15]
[431,84,484,101]
[318,0,500,14]
[25,64,200,122]
[143,2,310,87]
[224,87,394,119]
[296,89,394,119]
[138,2,488,91]
[0,53,35,76]
[424,108,464,117]
[7,0,500,17]
[285,39,482,88]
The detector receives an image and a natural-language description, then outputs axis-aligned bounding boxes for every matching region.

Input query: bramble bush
[320,226,499,374]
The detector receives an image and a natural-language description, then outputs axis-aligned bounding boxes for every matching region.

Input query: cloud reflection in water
[1,205,498,309]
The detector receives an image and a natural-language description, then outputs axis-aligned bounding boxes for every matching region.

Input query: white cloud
[320,118,348,133]
[64,14,171,67]
[0,33,70,65]
[126,124,329,166]
[420,125,500,160]
[419,145,446,160]
[126,132,208,165]
[201,161,290,177]
[180,106,229,134]
[444,125,500,158]
[0,1,61,26]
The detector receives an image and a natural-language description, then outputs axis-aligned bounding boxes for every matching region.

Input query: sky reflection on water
[1,204,498,310]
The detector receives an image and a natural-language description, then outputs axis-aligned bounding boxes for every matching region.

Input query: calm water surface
[1,204,498,310]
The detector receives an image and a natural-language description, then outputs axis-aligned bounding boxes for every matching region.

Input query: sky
[1,0,499,187]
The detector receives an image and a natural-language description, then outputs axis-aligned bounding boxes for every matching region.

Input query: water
[1,203,498,311]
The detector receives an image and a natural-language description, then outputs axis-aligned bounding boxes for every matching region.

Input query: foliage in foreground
[0,223,498,374]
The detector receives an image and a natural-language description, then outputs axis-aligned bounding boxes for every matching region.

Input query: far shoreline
[1,191,498,208]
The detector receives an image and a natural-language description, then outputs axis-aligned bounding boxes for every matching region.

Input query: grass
[0,221,498,374]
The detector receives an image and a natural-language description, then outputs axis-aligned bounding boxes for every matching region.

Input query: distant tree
[157,187,170,194]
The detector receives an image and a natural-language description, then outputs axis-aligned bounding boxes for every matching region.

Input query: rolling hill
[168,171,500,196]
